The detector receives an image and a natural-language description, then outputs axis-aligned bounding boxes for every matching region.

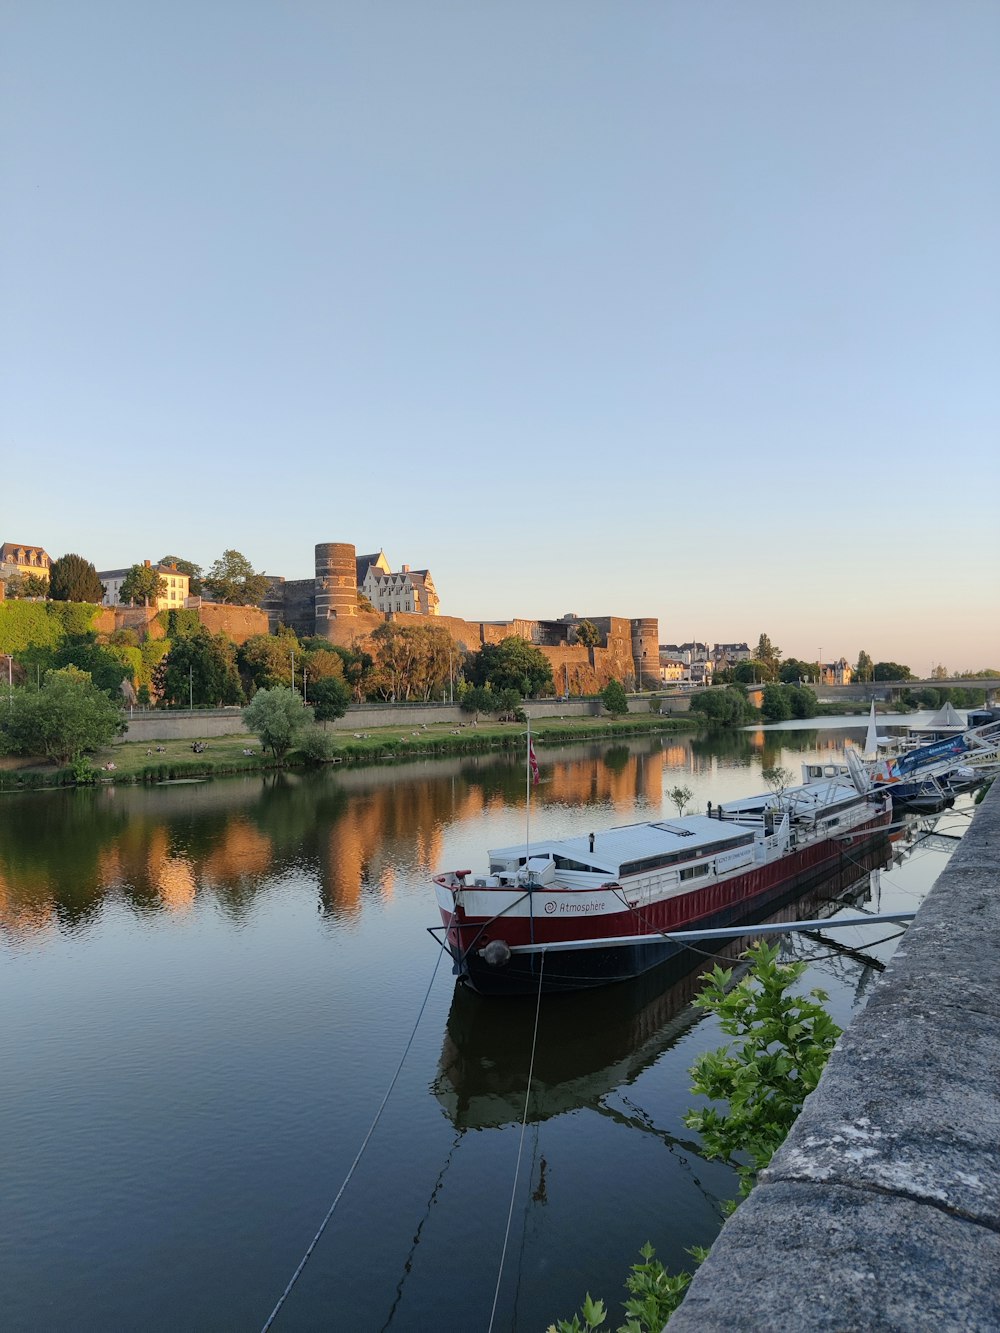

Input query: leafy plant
[668,784,694,816]
[70,756,98,785]
[760,766,794,796]
[684,941,841,1198]
[548,1293,608,1332]
[298,726,337,763]
[549,1245,699,1333]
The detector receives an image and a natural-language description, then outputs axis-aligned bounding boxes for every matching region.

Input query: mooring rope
[260,934,450,1332]
[487,951,546,1333]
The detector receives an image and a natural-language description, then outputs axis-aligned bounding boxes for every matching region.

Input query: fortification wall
[278,579,316,639]
[197,604,269,644]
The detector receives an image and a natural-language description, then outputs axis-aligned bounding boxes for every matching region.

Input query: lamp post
[4,654,12,704]
[290,650,295,696]
[189,664,194,712]
[303,669,308,705]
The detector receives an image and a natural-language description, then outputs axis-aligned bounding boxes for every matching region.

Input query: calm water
[0,718,972,1331]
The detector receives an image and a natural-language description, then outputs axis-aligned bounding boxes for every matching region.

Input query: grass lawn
[1,711,701,789]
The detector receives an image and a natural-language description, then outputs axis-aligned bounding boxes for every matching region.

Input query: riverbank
[670,780,1000,1330]
[0,711,700,789]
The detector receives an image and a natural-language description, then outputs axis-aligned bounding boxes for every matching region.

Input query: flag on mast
[529,737,539,785]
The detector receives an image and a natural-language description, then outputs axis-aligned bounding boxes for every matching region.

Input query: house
[98,560,190,611]
[818,658,853,686]
[712,642,752,668]
[661,642,710,667]
[0,542,51,581]
[658,656,687,684]
[357,549,440,616]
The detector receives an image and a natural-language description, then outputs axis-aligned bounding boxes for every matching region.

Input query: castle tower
[631,617,659,690]
[315,543,358,630]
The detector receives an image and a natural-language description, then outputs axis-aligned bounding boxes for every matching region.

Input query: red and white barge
[432,772,892,995]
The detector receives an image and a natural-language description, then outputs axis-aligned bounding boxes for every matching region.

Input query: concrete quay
[670,781,1000,1332]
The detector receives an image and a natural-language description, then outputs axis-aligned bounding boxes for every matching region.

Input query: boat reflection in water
[433,836,893,1131]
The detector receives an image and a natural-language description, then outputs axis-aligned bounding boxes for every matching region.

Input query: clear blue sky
[3,2,998,674]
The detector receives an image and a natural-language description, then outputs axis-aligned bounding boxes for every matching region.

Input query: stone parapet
[670,781,1000,1331]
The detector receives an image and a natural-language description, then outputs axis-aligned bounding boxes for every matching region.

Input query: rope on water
[260,933,450,1332]
[487,951,546,1333]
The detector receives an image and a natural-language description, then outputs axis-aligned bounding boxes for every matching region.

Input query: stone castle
[264,542,659,695]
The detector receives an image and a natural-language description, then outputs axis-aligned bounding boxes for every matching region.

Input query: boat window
[679,864,711,882]
[619,833,753,878]
[552,855,597,872]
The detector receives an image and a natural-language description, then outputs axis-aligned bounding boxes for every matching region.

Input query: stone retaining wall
[670,781,1000,1331]
[119,697,617,742]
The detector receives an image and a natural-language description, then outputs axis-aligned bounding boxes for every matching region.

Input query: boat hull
[446,807,892,995]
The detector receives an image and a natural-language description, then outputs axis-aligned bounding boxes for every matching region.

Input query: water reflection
[0,726,877,946]
[433,837,892,1131]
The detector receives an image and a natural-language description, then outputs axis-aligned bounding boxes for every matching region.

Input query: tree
[786,684,818,718]
[779,658,812,684]
[202,550,270,606]
[243,686,312,761]
[873,661,913,681]
[54,634,132,698]
[575,620,601,648]
[153,629,244,706]
[0,667,124,764]
[466,637,554,698]
[668,785,694,816]
[690,686,757,727]
[368,623,460,702]
[931,664,949,680]
[459,685,524,721]
[118,563,166,607]
[48,554,104,603]
[309,676,351,722]
[755,634,781,681]
[760,684,792,722]
[302,640,376,703]
[238,633,298,692]
[733,659,770,684]
[601,679,629,716]
[854,650,874,683]
[3,572,48,599]
[159,555,203,596]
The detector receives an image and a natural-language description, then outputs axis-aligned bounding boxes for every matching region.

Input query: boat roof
[489,815,755,873]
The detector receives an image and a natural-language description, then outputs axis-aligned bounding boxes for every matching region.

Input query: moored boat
[431,768,892,995]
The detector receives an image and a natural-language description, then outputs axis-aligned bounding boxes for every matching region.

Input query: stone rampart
[197,603,269,644]
[670,781,1000,1331]
[120,697,609,742]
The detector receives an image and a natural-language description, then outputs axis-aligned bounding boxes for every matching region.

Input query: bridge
[811,679,999,704]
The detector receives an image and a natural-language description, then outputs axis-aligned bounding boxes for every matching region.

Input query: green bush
[298,727,336,763]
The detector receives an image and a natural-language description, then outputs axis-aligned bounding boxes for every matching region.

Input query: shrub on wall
[0,601,99,654]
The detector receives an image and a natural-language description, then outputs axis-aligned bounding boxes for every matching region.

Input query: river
[0,716,973,1330]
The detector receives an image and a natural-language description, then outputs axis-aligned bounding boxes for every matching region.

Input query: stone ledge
[670,783,1000,1331]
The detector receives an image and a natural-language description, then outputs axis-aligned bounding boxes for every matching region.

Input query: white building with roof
[98,560,190,611]
[356,549,440,616]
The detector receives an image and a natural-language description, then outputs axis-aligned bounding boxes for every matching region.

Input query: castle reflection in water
[0,725,854,943]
